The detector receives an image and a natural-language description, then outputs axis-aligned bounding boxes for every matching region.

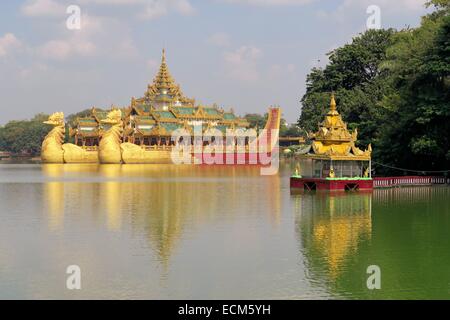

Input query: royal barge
[41,50,280,165]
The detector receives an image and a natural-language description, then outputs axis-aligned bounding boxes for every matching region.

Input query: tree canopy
[0,114,50,155]
[0,109,91,155]
[298,0,450,174]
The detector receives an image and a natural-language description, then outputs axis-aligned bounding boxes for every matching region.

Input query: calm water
[0,162,449,299]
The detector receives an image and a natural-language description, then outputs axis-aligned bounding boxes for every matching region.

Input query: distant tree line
[0,107,111,155]
[0,114,50,155]
[298,0,450,174]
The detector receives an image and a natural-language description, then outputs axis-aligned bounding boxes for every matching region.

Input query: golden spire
[146,49,177,94]
[158,49,169,88]
[330,93,337,113]
[143,49,190,104]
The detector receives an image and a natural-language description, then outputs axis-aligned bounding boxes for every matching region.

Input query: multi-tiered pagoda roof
[299,94,371,161]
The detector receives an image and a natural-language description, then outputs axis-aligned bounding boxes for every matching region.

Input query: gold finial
[329,166,335,178]
[162,48,166,64]
[330,92,337,112]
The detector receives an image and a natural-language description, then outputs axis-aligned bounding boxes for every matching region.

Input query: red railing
[373,176,448,188]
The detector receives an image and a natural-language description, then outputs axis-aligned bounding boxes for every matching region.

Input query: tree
[244,113,267,129]
[298,29,396,148]
[0,113,50,155]
[297,1,450,174]
[376,6,450,171]
[280,123,302,137]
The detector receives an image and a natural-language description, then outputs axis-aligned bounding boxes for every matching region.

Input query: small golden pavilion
[70,49,250,148]
[291,94,372,191]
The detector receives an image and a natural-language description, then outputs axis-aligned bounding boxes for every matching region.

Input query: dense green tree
[0,113,50,155]
[280,123,302,137]
[376,4,450,171]
[298,0,450,174]
[0,108,105,155]
[244,113,267,129]
[245,112,301,137]
[298,29,395,148]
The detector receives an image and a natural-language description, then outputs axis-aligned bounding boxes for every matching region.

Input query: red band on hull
[290,177,373,191]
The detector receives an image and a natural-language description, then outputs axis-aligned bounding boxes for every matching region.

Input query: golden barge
[41,50,280,164]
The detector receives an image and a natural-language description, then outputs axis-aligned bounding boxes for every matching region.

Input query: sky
[0,0,430,124]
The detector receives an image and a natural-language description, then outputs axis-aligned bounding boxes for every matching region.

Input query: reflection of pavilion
[294,192,372,281]
[295,187,450,299]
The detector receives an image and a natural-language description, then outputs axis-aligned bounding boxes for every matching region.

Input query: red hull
[290,177,373,192]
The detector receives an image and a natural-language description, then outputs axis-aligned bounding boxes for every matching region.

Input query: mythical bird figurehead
[43,112,65,126]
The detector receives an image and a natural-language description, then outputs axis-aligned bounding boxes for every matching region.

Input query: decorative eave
[75,129,101,137]
[135,117,156,125]
[77,117,99,126]
[220,119,236,125]
[235,118,250,127]
[143,123,169,136]
[134,129,148,136]
[171,105,196,114]
[155,117,179,123]
[150,110,178,123]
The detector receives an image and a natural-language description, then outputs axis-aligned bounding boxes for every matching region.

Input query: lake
[0,162,449,299]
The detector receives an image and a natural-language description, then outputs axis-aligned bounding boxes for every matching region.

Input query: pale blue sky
[0,0,429,124]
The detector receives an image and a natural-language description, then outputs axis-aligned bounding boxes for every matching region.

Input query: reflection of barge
[290,94,372,192]
[41,50,281,164]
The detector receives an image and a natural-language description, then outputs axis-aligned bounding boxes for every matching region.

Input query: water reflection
[99,165,122,230]
[40,164,281,269]
[2,163,447,298]
[293,188,450,299]
[42,164,65,230]
[294,192,372,282]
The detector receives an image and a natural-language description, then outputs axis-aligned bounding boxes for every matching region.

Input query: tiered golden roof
[302,94,371,160]
[139,49,194,106]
